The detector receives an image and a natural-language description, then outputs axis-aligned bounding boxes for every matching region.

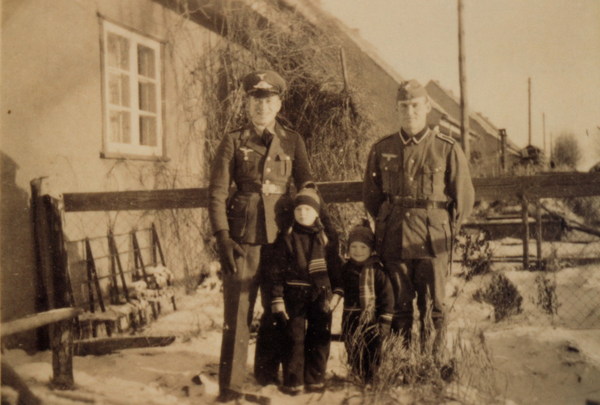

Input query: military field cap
[348,221,375,249]
[294,187,321,213]
[242,70,287,97]
[397,79,428,102]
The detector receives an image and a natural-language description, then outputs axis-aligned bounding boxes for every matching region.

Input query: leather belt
[238,182,287,195]
[387,196,448,209]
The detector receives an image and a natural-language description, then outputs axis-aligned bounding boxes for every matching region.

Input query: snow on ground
[4,268,600,405]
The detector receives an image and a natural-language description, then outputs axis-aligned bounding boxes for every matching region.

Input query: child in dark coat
[340,222,394,381]
[269,186,343,394]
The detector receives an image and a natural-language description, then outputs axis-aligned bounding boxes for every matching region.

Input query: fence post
[30,178,75,390]
[536,198,543,266]
[522,194,530,269]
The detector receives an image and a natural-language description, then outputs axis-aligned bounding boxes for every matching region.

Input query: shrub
[552,131,582,169]
[473,273,523,322]
[534,273,560,315]
[455,229,493,280]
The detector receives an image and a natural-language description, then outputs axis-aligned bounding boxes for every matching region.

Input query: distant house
[1,0,405,349]
[425,80,520,177]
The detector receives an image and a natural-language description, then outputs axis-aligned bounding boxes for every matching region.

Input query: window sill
[101,151,170,162]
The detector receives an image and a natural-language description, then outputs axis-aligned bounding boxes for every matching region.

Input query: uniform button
[410,159,415,164]
[409,177,413,181]
[265,180,270,184]
[372,172,377,177]
[406,212,410,217]
[385,167,388,171]
[435,168,440,172]
[286,156,290,160]
[266,168,271,173]
[267,156,271,161]
[244,157,248,161]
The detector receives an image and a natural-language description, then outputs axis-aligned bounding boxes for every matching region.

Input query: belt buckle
[262,183,279,195]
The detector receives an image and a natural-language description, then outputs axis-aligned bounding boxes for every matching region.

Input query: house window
[101,20,164,159]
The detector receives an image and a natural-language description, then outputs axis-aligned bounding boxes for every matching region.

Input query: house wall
[1,0,218,348]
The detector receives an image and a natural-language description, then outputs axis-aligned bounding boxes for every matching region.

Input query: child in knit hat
[268,185,343,394]
[339,220,394,382]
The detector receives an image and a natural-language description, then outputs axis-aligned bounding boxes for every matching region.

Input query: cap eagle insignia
[253,73,273,89]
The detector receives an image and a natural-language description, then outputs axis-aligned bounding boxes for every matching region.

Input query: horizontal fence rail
[63,172,600,212]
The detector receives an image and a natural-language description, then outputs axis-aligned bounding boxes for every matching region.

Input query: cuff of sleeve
[333,288,344,296]
[378,314,393,325]
[272,297,284,305]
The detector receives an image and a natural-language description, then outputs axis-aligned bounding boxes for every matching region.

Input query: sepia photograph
[1,0,600,404]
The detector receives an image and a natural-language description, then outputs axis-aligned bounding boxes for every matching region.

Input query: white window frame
[100,20,166,160]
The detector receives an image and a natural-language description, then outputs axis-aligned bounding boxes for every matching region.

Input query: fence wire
[450,195,600,330]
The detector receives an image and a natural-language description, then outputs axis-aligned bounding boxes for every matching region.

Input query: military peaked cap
[242,70,287,97]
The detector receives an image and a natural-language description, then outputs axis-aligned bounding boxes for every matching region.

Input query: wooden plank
[31,179,76,390]
[74,336,176,356]
[1,308,83,337]
[62,173,600,213]
[63,188,210,212]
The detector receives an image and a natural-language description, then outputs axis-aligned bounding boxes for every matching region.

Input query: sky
[319,0,600,169]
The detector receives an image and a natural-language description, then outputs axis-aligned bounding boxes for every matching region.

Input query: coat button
[244,157,248,161]
[266,168,271,173]
[267,156,271,161]
[410,159,415,164]
[406,212,410,217]
[286,156,290,160]
[265,180,270,184]
[409,177,413,181]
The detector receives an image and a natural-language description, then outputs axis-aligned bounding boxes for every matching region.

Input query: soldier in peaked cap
[363,79,474,355]
[208,70,316,401]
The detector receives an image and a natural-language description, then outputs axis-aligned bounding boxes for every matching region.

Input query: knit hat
[294,187,321,213]
[348,220,374,249]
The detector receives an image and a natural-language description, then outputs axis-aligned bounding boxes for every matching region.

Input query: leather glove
[216,230,245,275]
[271,301,289,327]
[379,322,391,339]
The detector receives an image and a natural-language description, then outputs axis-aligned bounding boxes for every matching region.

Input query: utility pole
[528,78,532,146]
[458,0,470,161]
[542,113,546,167]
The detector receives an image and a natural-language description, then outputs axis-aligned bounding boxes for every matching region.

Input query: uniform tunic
[363,128,474,333]
[208,123,313,392]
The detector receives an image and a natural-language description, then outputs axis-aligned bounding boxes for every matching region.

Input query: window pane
[107,33,130,70]
[109,110,131,144]
[138,45,155,78]
[138,82,156,112]
[108,73,130,107]
[139,116,157,146]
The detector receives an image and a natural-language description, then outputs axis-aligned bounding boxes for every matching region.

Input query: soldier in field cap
[208,70,318,401]
[363,79,474,355]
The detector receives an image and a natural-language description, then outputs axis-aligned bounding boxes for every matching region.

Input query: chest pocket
[275,153,293,178]
[379,160,399,194]
[422,164,445,197]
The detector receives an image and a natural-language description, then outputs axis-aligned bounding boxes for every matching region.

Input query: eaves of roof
[426,80,500,137]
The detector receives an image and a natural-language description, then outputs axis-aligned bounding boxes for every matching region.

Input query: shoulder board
[227,127,245,135]
[436,132,456,144]
[281,125,301,137]
[374,133,396,146]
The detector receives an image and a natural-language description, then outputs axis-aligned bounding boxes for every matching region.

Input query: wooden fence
[29,172,600,387]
